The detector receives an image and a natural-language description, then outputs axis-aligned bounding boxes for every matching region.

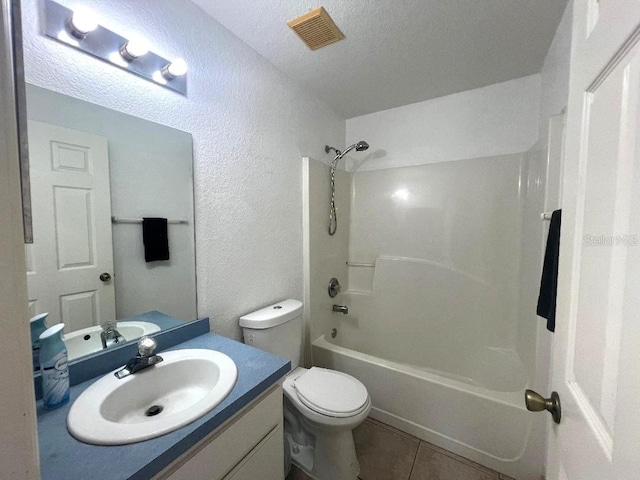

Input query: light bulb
[162,58,188,78]
[69,8,98,36]
[120,38,150,60]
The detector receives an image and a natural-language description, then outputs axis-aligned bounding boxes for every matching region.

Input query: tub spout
[332,305,348,314]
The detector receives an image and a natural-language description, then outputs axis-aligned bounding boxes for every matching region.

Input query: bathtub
[312,333,537,480]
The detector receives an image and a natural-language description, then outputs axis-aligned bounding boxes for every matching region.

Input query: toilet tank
[239,299,303,371]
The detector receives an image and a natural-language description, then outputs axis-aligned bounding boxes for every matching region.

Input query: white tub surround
[305,119,546,479]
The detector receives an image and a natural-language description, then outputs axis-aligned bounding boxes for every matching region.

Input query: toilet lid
[293,367,368,417]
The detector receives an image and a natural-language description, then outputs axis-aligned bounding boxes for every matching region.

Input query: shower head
[355,141,369,151]
[326,140,370,162]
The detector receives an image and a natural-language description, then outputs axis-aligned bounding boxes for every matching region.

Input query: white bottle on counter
[39,323,70,409]
[30,312,48,371]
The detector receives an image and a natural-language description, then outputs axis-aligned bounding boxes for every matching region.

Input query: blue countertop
[37,333,290,480]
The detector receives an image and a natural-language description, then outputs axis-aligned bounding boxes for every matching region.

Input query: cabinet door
[158,385,282,480]
[224,425,284,480]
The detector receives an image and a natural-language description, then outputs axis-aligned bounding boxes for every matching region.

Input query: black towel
[142,217,170,262]
[537,209,561,332]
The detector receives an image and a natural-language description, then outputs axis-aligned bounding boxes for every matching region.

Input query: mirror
[25,84,197,362]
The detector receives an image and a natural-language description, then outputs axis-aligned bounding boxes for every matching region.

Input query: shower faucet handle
[328,278,341,298]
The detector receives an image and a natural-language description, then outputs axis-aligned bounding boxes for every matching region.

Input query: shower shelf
[343,289,371,297]
[346,262,375,267]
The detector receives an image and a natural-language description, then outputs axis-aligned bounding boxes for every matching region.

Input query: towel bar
[111,216,188,225]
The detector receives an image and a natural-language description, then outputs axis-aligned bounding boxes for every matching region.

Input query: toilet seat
[292,367,369,418]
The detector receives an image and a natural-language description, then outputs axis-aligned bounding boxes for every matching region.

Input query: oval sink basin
[63,321,161,361]
[67,349,238,445]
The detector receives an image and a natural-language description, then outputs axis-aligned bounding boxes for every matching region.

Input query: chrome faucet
[100,320,126,349]
[332,305,349,314]
[114,336,163,379]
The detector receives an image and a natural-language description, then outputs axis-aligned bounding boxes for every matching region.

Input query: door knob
[525,389,561,424]
[99,272,112,282]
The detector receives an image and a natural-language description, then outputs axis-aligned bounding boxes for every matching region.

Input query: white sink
[67,349,238,445]
[63,321,162,360]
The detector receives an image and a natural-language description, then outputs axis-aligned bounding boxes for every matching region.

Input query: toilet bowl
[283,367,371,479]
[240,299,371,480]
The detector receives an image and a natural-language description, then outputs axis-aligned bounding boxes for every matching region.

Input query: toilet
[240,299,371,480]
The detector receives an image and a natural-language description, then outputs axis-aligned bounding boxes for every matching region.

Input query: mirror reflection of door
[26,120,115,331]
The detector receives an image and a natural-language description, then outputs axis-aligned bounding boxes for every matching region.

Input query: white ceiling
[192,0,568,119]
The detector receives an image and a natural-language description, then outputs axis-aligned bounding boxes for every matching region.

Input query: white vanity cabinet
[155,384,284,480]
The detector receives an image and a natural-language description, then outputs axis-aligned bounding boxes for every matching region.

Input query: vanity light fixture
[44,0,187,95]
[120,38,150,61]
[68,7,98,37]
[162,58,188,79]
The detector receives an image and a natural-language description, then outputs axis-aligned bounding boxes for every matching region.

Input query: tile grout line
[407,440,422,480]
[420,439,500,477]
[365,417,420,443]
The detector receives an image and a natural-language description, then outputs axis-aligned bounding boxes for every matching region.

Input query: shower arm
[325,145,342,158]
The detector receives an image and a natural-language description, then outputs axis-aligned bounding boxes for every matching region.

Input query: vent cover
[287,7,345,51]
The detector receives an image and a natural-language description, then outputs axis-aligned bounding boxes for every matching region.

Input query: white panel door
[26,121,115,332]
[547,2,640,479]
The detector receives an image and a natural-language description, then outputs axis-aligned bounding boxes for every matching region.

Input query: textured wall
[345,74,540,171]
[21,0,345,339]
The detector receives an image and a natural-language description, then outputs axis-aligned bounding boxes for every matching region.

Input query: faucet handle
[101,320,116,331]
[138,336,157,357]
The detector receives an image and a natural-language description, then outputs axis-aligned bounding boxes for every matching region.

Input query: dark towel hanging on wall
[537,209,561,332]
[142,217,170,262]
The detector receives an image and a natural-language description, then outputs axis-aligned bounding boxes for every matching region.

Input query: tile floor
[286,417,517,480]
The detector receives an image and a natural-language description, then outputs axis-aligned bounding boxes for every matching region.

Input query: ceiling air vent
[287,7,345,51]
